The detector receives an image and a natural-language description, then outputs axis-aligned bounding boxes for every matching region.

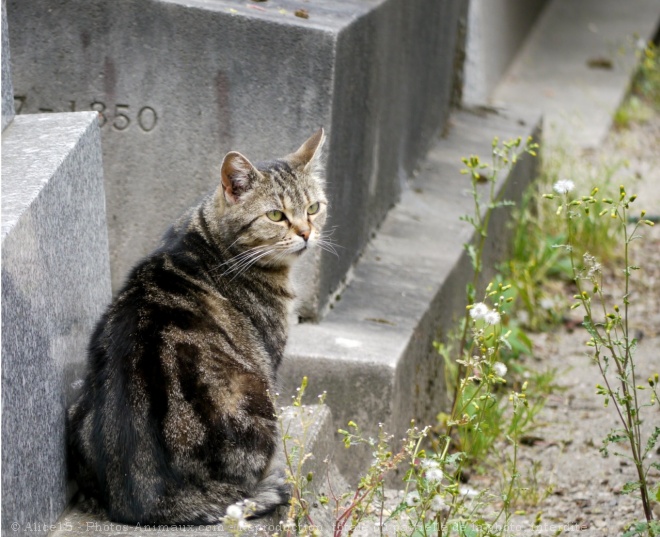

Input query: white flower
[429,495,449,515]
[588,262,602,277]
[493,361,507,377]
[470,302,489,320]
[484,310,501,325]
[405,491,421,507]
[553,179,575,194]
[584,253,602,276]
[226,504,243,520]
[425,467,443,483]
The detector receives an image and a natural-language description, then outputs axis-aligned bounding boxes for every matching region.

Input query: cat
[67,129,328,525]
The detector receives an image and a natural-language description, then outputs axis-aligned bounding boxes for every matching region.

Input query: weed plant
[615,41,660,128]
[545,182,659,536]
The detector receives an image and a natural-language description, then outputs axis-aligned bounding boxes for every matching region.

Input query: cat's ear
[287,128,325,173]
[220,151,259,204]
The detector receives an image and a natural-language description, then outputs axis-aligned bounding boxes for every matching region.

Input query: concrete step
[7,0,463,320]
[462,0,549,107]
[281,108,542,479]
[492,0,660,148]
[1,111,111,536]
[48,404,347,537]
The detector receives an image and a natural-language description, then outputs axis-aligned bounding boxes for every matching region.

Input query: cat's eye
[307,202,320,215]
[266,210,285,222]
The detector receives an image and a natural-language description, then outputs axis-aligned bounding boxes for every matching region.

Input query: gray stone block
[1,0,14,131]
[49,404,345,537]
[462,0,548,106]
[7,0,461,319]
[1,112,111,536]
[281,109,542,478]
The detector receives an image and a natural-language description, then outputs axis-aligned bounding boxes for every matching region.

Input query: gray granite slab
[462,0,548,106]
[1,112,111,537]
[7,0,461,319]
[1,0,14,130]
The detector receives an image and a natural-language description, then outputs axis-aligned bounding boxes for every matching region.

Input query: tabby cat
[67,129,328,524]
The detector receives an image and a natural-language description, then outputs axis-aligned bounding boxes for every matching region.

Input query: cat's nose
[297,228,310,242]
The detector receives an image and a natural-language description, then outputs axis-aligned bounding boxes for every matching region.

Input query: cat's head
[215,128,328,269]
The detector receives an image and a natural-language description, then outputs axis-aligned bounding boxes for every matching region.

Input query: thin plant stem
[562,191,655,529]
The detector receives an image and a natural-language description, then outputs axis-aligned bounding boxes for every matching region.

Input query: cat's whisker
[317,234,341,246]
[222,249,275,278]
[318,233,342,246]
[222,245,287,280]
[211,244,274,274]
[268,249,294,267]
[222,244,274,264]
[315,239,340,258]
[222,236,243,253]
[319,226,339,236]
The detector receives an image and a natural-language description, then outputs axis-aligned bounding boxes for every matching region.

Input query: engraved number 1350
[90,101,158,132]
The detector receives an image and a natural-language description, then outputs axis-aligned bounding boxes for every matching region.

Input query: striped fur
[68,130,327,524]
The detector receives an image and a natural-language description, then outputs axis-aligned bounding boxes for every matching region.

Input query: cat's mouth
[291,239,311,255]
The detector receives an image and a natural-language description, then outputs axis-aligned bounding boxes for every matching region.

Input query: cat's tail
[242,465,292,519]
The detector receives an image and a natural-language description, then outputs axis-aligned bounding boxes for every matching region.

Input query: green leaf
[622,521,660,537]
[622,480,641,494]
[582,316,600,340]
[384,501,408,525]
[645,426,660,454]
[466,243,478,270]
